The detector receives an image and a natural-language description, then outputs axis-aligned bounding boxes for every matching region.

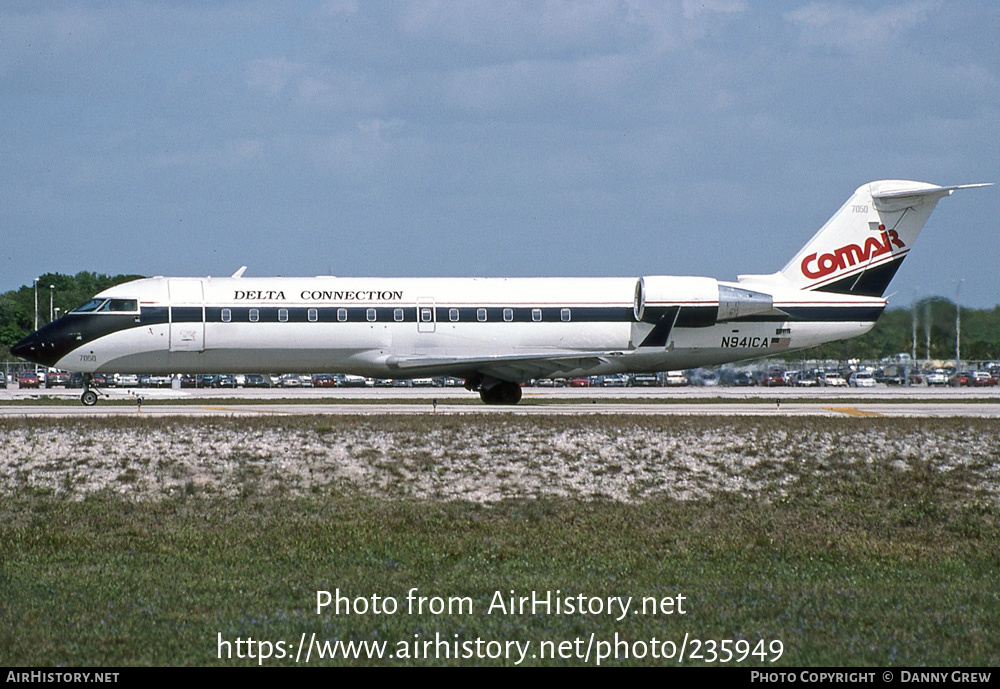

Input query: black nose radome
[11,330,61,368]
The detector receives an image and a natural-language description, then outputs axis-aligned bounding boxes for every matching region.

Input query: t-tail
[761,181,989,298]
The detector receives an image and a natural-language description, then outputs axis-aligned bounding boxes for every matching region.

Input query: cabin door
[168,279,205,352]
[416,298,436,334]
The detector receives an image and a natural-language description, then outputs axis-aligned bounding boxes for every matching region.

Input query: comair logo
[800,227,905,280]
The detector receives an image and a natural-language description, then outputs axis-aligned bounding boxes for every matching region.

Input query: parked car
[18,372,41,388]
[118,374,141,387]
[848,371,877,387]
[732,371,756,387]
[664,371,689,386]
[46,371,71,387]
[795,372,819,387]
[925,369,949,386]
[244,374,271,388]
[760,370,786,387]
[819,371,847,387]
[949,371,974,387]
[313,374,338,388]
[601,374,630,387]
[142,375,173,388]
[970,371,996,387]
[630,373,659,387]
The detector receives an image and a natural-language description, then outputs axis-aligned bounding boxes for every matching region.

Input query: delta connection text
[233,289,404,301]
[315,587,687,621]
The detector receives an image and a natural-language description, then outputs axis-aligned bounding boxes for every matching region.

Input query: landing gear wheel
[479,381,523,405]
[81,390,98,406]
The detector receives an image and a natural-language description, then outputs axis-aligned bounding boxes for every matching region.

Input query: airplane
[11,180,988,406]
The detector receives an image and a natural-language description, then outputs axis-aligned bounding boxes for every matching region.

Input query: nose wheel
[79,373,104,406]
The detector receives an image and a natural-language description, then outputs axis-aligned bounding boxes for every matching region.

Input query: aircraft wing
[384,350,627,382]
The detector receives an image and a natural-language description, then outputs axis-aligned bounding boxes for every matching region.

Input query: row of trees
[1,273,997,363]
[805,297,1000,363]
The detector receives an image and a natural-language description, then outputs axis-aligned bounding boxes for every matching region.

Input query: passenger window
[421,308,433,323]
[532,309,542,322]
[561,308,571,322]
[249,309,259,323]
[449,308,459,322]
[394,308,404,322]
[337,308,347,322]
[278,309,288,322]
[477,308,487,322]
[503,308,513,322]
[221,308,232,323]
[308,308,318,322]
[367,308,377,322]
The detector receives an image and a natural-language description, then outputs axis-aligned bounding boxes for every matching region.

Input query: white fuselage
[13,179,980,404]
[41,274,883,380]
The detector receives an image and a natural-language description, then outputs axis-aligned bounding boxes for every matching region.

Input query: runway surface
[2,385,998,418]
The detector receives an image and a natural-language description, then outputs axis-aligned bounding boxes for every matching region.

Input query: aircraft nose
[11,331,59,368]
[10,333,36,361]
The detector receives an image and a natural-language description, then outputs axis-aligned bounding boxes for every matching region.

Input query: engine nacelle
[634,276,775,326]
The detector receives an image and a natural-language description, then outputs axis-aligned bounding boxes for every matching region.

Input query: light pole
[49,284,54,322]
[924,300,932,360]
[953,279,964,369]
[33,277,39,332]
[909,288,919,387]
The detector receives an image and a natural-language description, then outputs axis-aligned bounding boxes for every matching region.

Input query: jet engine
[633,276,775,326]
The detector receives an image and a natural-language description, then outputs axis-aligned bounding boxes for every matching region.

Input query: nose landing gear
[80,374,104,406]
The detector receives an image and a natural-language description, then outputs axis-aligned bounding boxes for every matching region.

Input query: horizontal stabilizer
[871,182,991,199]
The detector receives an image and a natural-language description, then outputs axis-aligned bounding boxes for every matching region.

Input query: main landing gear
[465,374,523,405]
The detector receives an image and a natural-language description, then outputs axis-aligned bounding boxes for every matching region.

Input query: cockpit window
[71,298,139,314]
[71,298,108,313]
[102,299,138,312]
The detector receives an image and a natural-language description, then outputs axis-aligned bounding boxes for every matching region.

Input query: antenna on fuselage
[232,266,248,278]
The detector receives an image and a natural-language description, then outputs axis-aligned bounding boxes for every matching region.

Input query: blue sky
[2,1,997,307]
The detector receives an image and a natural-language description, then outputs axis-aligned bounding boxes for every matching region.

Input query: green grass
[2,417,999,666]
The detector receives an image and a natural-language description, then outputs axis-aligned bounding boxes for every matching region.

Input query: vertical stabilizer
[773,181,985,297]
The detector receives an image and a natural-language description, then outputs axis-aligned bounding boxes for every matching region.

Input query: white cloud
[785,0,941,53]
[246,58,306,95]
[681,0,747,19]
